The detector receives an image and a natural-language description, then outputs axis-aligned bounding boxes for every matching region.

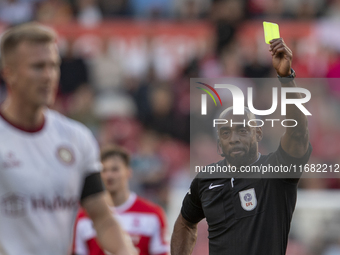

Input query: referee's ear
[256,127,263,142]
[216,139,225,157]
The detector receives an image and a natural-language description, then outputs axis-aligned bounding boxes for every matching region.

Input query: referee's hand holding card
[270,38,293,77]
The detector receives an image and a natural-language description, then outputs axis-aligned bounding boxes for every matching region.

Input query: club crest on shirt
[239,188,257,211]
[56,146,75,165]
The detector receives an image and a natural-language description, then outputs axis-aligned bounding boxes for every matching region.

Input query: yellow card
[263,21,280,44]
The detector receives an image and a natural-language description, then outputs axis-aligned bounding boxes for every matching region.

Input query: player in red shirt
[73,145,169,255]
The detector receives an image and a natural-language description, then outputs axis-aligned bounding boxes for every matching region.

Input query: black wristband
[277,68,296,84]
[80,172,105,201]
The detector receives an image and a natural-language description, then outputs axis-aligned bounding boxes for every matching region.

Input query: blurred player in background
[73,145,169,255]
[171,38,312,255]
[0,23,135,255]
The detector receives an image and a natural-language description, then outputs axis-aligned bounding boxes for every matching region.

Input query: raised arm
[81,192,136,255]
[171,213,198,255]
[270,38,309,158]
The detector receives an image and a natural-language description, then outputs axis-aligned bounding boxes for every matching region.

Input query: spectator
[0,0,34,25]
[59,39,89,95]
[35,0,73,24]
[98,0,132,17]
[76,0,102,26]
[89,37,123,92]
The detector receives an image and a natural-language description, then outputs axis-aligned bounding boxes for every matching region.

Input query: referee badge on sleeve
[239,188,257,211]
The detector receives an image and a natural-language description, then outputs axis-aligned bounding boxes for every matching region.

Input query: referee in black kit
[171,38,312,255]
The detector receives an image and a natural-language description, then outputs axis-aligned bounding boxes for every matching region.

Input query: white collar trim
[114,193,137,213]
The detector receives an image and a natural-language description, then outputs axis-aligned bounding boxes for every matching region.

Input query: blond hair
[0,22,57,67]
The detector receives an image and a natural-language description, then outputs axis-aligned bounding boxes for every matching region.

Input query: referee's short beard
[224,142,258,168]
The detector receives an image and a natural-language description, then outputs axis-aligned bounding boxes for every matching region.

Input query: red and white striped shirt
[73,193,169,255]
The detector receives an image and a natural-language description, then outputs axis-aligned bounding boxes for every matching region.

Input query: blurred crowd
[1,0,340,254]
[1,0,340,25]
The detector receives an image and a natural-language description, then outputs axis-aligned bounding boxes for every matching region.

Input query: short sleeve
[180,178,205,224]
[276,142,313,166]
[73,212,97,255]
[149,207,170,255]
[79,127,102,176]
[274,142,313,182]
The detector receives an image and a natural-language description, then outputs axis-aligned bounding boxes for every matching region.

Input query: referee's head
[216,106,263,167]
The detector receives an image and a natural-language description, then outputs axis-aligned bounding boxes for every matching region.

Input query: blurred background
[0,0,340,254]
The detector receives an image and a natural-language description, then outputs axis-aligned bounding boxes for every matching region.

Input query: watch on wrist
[277,68,296,83]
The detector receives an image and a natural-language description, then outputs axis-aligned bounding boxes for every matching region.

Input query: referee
[170,38,312,255]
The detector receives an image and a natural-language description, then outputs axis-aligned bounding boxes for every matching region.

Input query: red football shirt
[73,193,169,255]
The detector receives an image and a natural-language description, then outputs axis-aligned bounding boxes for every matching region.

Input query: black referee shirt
[181,143,312,255]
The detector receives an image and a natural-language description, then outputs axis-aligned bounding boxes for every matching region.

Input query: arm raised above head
[269,38,309,158]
